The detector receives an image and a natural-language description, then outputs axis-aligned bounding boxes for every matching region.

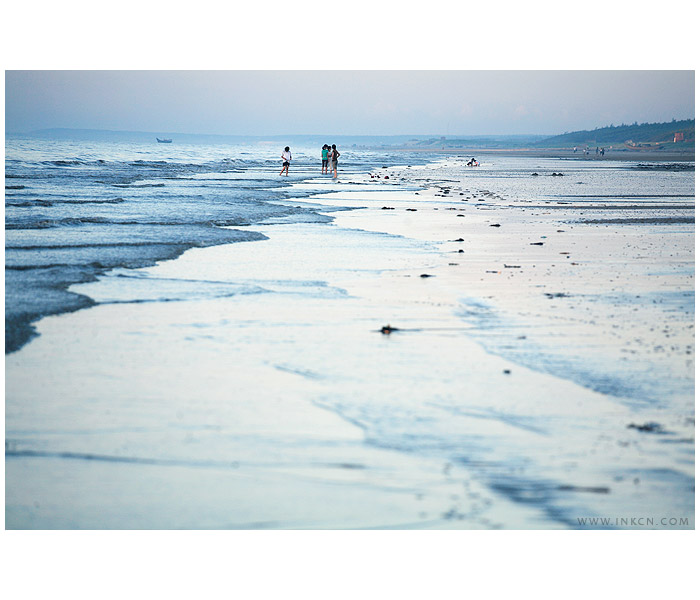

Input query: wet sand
[381,147,694,162]
[5,157,694,529]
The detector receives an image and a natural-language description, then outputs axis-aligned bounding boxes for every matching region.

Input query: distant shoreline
[368,147,695,162]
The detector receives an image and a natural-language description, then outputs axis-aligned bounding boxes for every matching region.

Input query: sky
[4,70,695,137]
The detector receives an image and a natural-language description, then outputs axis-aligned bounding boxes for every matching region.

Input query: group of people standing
[321,144,340,178]
[279,144,340,178]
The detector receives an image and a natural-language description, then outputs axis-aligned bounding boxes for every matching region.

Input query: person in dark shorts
[330,144,340,179]
[280,146,292,176]
[321,145,329,174]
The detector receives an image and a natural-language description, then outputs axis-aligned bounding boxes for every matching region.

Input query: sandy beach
[380,147,695,163]
[5,154,694,529]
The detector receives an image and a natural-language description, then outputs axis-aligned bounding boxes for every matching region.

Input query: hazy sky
[5,70,694,136]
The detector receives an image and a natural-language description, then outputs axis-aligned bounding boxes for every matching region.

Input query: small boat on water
[156,138,172,143]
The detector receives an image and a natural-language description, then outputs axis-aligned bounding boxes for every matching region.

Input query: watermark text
[576,516,690,527]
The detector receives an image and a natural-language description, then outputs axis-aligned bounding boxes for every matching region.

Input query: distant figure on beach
[467,157,479,167]
[321,145,329,174]
[600,147,605,156]
[330,144,340,179]
[280,146,292,176]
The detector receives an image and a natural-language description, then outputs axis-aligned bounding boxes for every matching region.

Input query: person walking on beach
[321,145,329,174]
[280,146,292,176]
[330,144,340,179]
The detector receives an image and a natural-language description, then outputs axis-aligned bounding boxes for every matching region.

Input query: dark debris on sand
[380,325,400,335]
[627,422,667,434]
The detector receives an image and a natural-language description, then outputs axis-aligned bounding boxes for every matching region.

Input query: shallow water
[5,136,435,352]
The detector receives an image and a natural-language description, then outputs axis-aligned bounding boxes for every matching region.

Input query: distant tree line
[533,119,695,147]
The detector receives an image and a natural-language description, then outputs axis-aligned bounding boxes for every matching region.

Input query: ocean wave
[6,217,116,230]
[64,197,126,204]
[6,197,126,208]
[41,160,85,166]
[6,225,268,249]
[112,183,166,188]
[129,160,169,167]
[5,200,55,207]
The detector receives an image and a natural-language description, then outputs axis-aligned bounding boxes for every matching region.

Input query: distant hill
[533,119,694,149]
[392,121,695,150]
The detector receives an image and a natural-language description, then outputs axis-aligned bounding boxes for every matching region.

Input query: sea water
[5,136,432,352]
